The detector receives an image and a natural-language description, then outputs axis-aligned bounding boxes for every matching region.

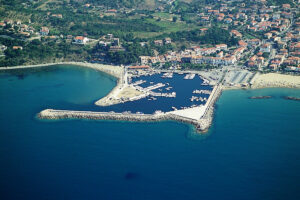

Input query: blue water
[0,65,300,200]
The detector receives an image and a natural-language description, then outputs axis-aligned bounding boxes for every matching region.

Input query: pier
[184,74,196,80]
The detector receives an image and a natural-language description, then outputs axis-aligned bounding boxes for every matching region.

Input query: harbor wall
[198,84,223,132]
[38,109,204,132]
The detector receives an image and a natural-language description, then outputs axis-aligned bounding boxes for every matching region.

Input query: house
[257,57,264,65]
[264,32,272,39]
[224,18,233,24]
[282,4,291,10]
[294,42,300,51]
[215,44,227,51]
[191,55,236,66]
[260,43,271,53]
[248,39,261,47]
[154,40,163,46]
[164,38,172,44]
[216,51,224,57]
[40,27,49,36]
[13,46,23,50]
[200,28,208,33]
[230,30,242,38]
[73,36,89,44]
[0,45,7,51]
[272,13,281,20]
[140,56,151,65]
[52,14,63,18]
[238,40,248,47]
[277,41,287,49]
[281,12,293,19]
[233,47,246,59]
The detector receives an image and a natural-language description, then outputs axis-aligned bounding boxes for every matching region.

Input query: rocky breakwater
[197,84,223,133]
[37,109,206,133]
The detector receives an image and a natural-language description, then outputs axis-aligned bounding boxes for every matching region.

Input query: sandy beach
[0,62,123,79]
[251,73,300,89]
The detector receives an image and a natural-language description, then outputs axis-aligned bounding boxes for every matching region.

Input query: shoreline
[0,62,123,79]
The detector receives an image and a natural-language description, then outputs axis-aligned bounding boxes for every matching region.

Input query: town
[0,0,299,74]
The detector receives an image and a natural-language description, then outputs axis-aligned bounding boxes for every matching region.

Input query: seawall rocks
[38,109,205,133]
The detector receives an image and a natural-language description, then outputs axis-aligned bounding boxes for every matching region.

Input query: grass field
[152,12,174,20]
[134,18,199,38]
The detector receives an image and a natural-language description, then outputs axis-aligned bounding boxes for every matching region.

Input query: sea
[0,65,299,200]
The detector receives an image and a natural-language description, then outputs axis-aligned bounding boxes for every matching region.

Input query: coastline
[0,62,123,79]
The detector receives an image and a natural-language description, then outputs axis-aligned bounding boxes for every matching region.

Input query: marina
[106,72,214,114]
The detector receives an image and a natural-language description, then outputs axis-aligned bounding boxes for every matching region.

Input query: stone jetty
[197,84,223,132]
[38,109,205,133]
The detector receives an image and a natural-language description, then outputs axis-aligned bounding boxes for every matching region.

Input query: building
[139,56,151,65]
[154,40,163,46]
[128,65,150,70]
[215,44,227,51]
[73,36,89,44]
[0,44,7,51]
[13,46,23,50]
[164,38,172,44]
[40,27,49,36]
[260,43,271,53]
[230,30,242,38]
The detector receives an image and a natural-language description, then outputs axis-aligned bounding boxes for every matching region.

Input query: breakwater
[38,109,205,133]
[197,84,223,132]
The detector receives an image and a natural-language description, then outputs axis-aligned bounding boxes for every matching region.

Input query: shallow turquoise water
[0,65,300,200]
